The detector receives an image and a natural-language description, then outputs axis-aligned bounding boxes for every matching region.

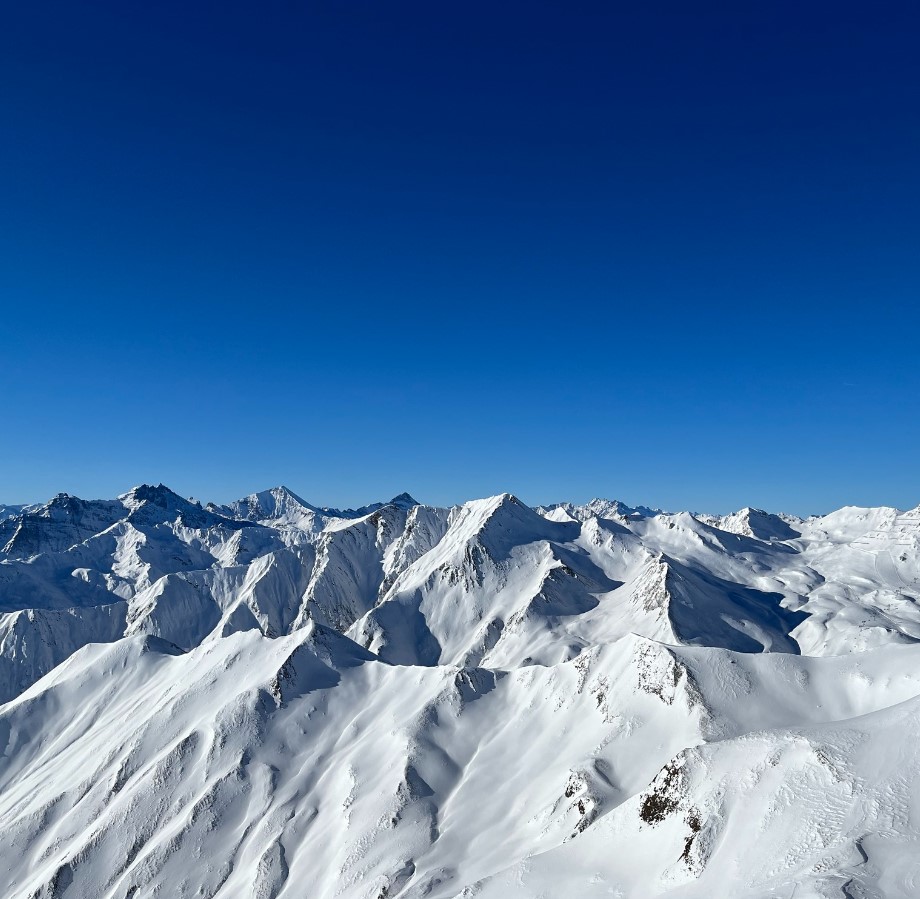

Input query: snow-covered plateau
[2,484,920,898]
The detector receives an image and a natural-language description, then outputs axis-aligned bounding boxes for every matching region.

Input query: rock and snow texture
[2,487,920,897]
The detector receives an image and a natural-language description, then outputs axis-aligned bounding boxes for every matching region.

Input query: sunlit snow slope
[2,485,920,898]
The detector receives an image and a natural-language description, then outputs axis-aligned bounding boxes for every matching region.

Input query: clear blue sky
[2,1,918,515]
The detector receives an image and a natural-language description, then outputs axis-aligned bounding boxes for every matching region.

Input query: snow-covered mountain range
[2,484,920,898]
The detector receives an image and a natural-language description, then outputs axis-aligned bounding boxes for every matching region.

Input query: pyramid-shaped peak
[260,486,315,511]
[221,486,320,524]
[719,507,800,541]
[387,492,420,509]
[458,492,573,549]
[270,485,311,504]
[120,483,186,510]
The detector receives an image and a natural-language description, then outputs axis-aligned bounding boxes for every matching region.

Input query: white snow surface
[2,486,920,897]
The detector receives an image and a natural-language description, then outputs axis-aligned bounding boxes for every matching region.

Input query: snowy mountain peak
[457,492,556,546]
[219,485,318,523]
[1,492,126,557]
[119,482,186,512]
[120,483,247,530]
[387,492,420,509]
[714,507,801,541]
[270,484,312,507]
[538,498,665,523]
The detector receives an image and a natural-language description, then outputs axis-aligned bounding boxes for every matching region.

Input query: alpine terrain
[2,484,920,898]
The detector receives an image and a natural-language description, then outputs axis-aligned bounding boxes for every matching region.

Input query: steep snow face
[348,494,607,667]
[2,486,920,897]
[297,502,432,632]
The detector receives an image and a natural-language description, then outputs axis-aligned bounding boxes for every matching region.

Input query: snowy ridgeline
[2,485,920,898]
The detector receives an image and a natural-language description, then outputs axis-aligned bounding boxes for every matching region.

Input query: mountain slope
[1,486,920,897]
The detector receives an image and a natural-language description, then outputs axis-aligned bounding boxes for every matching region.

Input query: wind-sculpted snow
[1,486,920,896]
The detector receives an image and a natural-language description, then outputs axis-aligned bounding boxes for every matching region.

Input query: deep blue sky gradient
[2,1,919,514]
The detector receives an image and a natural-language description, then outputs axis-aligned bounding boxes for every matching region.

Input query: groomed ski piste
[2,484,920,898]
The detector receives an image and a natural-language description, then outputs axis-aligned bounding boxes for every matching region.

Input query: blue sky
[2,1,918,514]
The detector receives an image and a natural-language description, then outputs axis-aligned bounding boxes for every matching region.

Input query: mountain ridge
[2,483,920,897]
